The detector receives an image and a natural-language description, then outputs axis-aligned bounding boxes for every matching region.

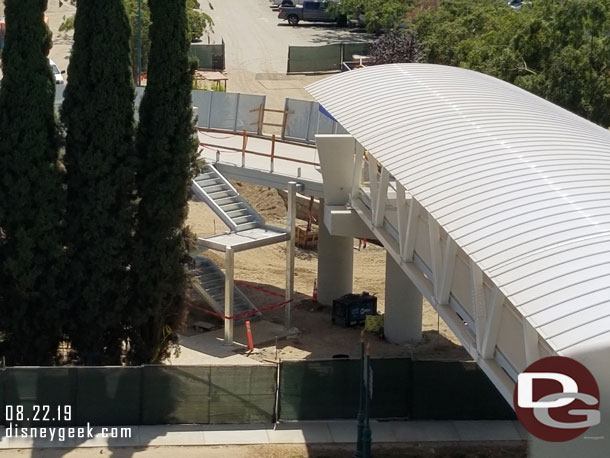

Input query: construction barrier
[287,42,372,74]
[0,365,276,427]
[190,42,225,71]
[0,358,515,426]
[279,358,516,421]
[283,98,347,144]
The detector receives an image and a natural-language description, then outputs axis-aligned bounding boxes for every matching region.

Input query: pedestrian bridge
[306,63,610,457]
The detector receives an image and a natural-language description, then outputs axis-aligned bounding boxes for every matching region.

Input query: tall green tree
[60,0,213,77]
[0,0,65,365]
[413,0,610,126]
[60,0,137,365]
[128,0,199,364]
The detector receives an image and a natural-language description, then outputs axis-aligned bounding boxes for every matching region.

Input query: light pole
[137,0,142,86]
[354,331,366,458]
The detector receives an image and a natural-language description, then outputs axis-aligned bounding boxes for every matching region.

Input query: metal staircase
[190,256,259,322]
[191,165,265,232]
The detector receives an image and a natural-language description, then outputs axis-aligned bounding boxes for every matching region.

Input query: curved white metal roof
[307,63,610,357]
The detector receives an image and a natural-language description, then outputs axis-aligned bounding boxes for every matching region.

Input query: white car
[49,59,65,84]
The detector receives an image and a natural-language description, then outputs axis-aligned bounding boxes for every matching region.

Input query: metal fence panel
[279,359,411,421]
[190,43,225,70]
[410,361,515,420]
[76,367,141,426]
[342,42,372,62]
[285,99,346,143]
[284,98,314,143]
[141,365,211,425]
[209,92,239,131]
[208,366,276,423]
[287,44,342,73]
[191,90,213,128]
[235,95,265,135]
[2,367,75,427]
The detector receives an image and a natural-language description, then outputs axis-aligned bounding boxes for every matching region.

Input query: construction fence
[287,42,372,74]
[0,359,514,427]
[283,98,347,143]
[190,42,225,71]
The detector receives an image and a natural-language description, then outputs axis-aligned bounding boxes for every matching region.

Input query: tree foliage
[60,0,137,365]
[369,28,422,64]
[412,0,610,126]
[128,0,200,364]
[332,0,412,32]
[0,0,65,365]
[60,0,213,75]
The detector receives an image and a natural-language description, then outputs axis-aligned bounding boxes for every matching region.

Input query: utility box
[331,292,377,327]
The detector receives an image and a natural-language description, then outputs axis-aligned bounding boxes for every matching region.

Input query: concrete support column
[384,252,423,343]
[317,199,353,306]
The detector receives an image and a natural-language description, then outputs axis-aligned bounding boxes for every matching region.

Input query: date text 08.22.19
[5,405,72,422]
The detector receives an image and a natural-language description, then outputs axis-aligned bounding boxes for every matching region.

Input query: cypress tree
[0,0,65,365]
[60,0,136,365]
[128,0,199,364]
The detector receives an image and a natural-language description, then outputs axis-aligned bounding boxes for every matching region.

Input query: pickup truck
[278,2,346,26]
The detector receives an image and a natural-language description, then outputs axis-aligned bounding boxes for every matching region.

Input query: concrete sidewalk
[0,420,528,449]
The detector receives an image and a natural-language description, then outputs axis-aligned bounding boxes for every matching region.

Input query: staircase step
[220,202,246,213]
[197,178,223,186]
[202,184,230,194]
[198,172,218,180]
[226,209,250,218]
[236,222,259,231]
[233,215,256,225]
[216,196,241,206]
[207,190,234,199]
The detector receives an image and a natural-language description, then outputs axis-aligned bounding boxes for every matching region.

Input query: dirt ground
[186,181,469,362]
[0,443,527,458]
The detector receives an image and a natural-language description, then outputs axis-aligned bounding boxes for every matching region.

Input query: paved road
[200,0,369,74]
[198,0,372,106]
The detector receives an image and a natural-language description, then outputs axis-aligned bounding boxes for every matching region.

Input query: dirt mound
[230,181,287,222]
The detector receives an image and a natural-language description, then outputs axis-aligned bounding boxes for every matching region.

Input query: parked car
[49,59,65,84]
[270,0,337,9]
[278,1,346,26]
[270,0,304,8]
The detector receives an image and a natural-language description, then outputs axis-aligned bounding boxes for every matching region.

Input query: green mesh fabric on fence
[141,365,276,424]
[279,358,411,421]
[410,361,516,420]
[2,367,75,427]
[279,359,515,421]
[287,43,373,73]
[0,365,276,427]
[189,43,225,70]
[287,44,342,73]
[76,367,140,426]
[342,43,371,61]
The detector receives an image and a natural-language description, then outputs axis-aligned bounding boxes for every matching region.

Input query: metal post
[270,134,276,173]
[241,130,247,167]
[354,332,365,458]
[137,0,142,86]
[223,246,235,346]
[362,343,372,458]
[285,182,297,330]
